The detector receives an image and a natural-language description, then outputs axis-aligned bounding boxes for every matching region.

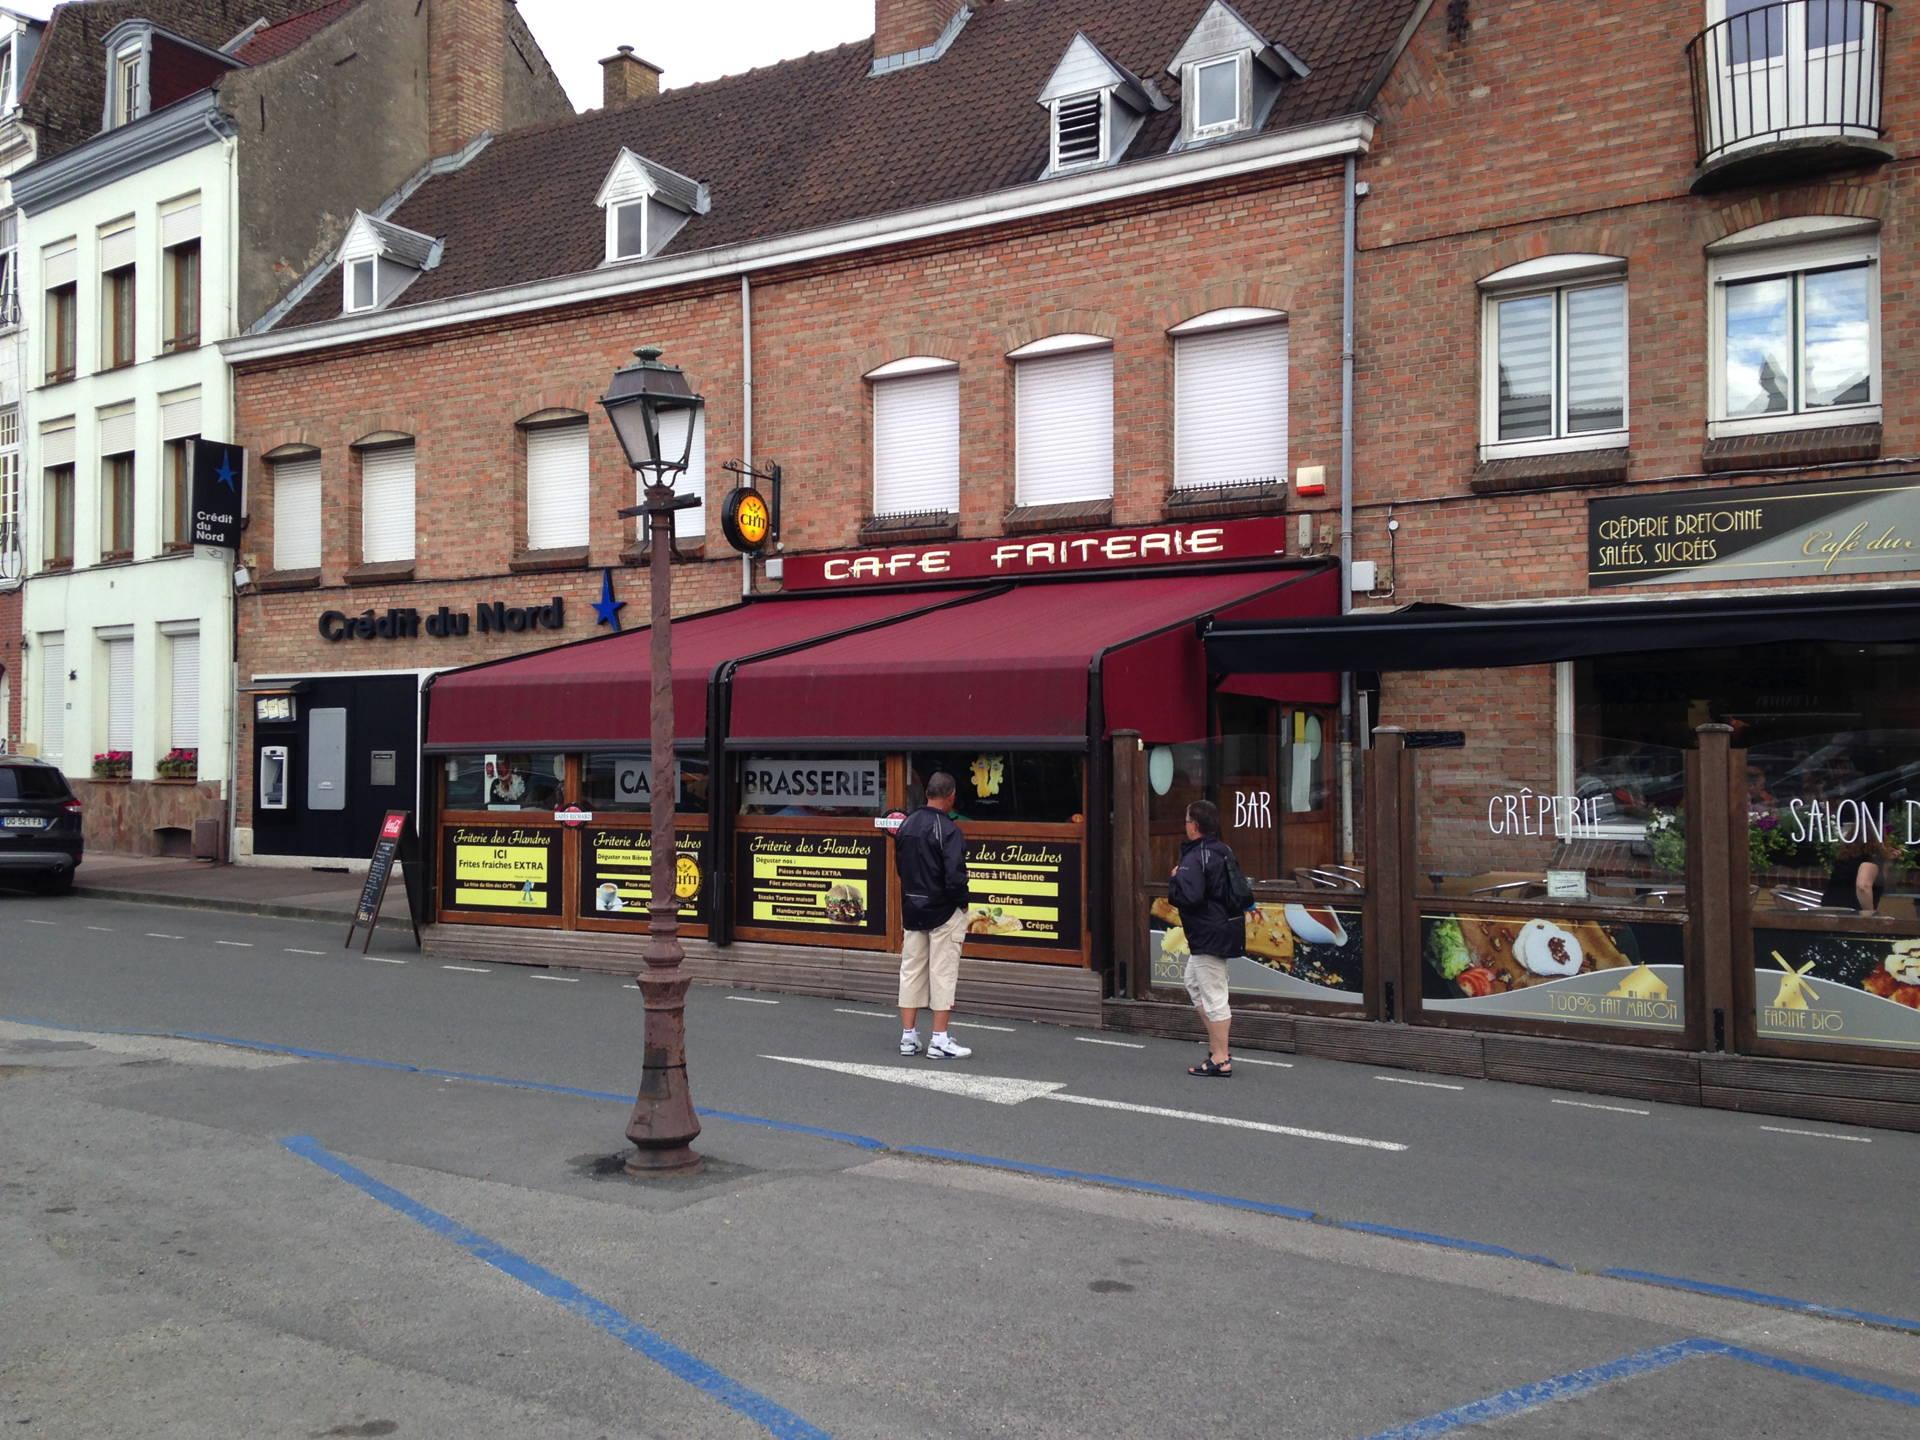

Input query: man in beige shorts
[894,772,973,1059]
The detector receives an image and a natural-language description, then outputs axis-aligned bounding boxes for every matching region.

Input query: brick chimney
[428,0,507,157]
[599,46,662,108]
[874,0,969,61]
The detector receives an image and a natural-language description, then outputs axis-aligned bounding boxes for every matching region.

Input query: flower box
[91,751,132,781]
[156,747,199,781]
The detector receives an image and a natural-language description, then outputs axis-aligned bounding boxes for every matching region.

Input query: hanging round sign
[722,487,773,554]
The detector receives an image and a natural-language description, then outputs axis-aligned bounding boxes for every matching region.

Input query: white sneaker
[926,1034,972,1060]
[900,1033,922,1056]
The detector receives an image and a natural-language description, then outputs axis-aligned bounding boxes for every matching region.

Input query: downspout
[216,112,241,863]
[1337,154,1358,863]
[740,274,753,598]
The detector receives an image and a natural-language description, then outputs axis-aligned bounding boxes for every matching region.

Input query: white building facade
[0,8,43,751]
[15,81,234,855]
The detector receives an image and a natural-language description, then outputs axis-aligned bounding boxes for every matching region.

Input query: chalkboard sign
[345,810,422,953]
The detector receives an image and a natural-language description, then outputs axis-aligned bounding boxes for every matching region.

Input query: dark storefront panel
[252,674,419,859]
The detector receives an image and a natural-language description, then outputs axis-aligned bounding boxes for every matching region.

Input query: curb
[70,883,407,930]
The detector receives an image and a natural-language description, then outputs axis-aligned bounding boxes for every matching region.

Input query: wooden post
[1690,723,1738,1052]
[1367,727,1407,1023]
[1109,729,1146,999]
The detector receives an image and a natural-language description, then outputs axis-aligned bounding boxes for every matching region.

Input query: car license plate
[2,816,46,828]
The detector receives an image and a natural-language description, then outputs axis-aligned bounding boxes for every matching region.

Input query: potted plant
[1646,805,1800,875]
[156,747,198,780]
[91,750,132,780]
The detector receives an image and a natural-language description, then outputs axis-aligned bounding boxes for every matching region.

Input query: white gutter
[223,113,1375,363]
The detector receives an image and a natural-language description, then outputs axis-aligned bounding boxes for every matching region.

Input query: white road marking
[146,933,184,940]
[442,965,490,974]
[1375,1075,1465,1091]
[85,925,114,932]
[366,957,408,965]
[950,1021,1015,1033]
[764,1055,1066,1105]
[1234,1056,1294,1068]
[622,983,639,990]
[532,974,580,983]
[1041,1093,1407,1152]
[1550,1098,1650,1116]
[727,995,780,1005]
[1076,1037,1145,1050]
[26,919,57,926]
[1760,1125,1871,1144]
[834,1008,893,1019]
[285,948,324,956]
[215,941,254,948]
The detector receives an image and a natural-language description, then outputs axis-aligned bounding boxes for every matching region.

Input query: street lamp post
[602,346,705,1176]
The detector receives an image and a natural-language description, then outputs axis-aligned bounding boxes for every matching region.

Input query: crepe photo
[1150,898,1362,997]
[1425,914,1653,1000]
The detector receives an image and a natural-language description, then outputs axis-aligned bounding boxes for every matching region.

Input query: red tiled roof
[231,0,359,66]
[274,0,1420,331]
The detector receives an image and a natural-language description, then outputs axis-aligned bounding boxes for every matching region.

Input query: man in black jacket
[1170,799,1244,1078]
[895,772,973,1059]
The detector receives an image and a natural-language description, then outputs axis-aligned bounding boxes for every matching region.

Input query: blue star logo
[214,452,239,492]
[592,567,625,631]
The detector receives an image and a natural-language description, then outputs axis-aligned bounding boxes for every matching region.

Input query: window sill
[1002,499,1113,535]
[859,511,958,545]
[621,541,707,567]
[1701,423,1880,474]
[162,540,193,556]
[162,336,200,355]
[1707,405,1880,441]
[509,546,590,575]
[345,560,416,586]
[39,559,74,574]
[98,550,133,566]
[256,567,321,592]
[44,370,74,385]
[1162,481,1286,520]
[1471,446,1630,495]
[101,359,135,373]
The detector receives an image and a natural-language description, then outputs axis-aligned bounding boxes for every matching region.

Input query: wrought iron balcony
[1687,1,1892,191]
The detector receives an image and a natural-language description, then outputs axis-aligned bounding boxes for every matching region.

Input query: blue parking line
[280,1135,832,1440]
[1718,1343,1920,1410]
[10,1011,1920,1341]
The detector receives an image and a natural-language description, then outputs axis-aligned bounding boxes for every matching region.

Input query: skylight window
[1053,92,1105,170]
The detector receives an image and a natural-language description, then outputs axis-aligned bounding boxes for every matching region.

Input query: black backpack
[1221,849,1255,912]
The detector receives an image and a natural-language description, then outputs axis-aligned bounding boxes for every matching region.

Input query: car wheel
[39,870,74,896]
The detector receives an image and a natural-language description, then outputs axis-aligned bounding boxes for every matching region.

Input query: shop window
[524,416,590,551]
[583,752,710,813]
[357,439,416,564]
[441,752,566,812]
[737,753,885,817]
[869,359,960,518]
[1479,257,1627,457]
[906,752,1084,825]
[1171,311,1287,489]
[271,451,322,571]
[1011,336,1113,507]
[1709,222,1878,437]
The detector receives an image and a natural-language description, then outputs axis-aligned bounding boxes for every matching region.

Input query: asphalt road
[5,889,1920,1438]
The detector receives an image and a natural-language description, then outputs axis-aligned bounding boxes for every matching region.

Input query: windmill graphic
[1770,951,1820,1011]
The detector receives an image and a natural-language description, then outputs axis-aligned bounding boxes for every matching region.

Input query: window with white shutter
[167,628,199,749]
[104,635,133,752]
[272,454,321,571]
[1173,319,1288,490]
[526,421,589,550]
[39,635,63,761]
[872,364,959,517]
[359,442,415,564]
[1013,343,1113,507]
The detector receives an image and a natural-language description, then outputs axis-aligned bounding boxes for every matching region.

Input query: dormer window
[112,42,144,126]
[338,211,440,316]
[1187,53,1247,137]
[346,257,377,313]
[1036,32,1167,179]
[1052,93,1105,170]
[0,42,15,115]
[595,149,710,265]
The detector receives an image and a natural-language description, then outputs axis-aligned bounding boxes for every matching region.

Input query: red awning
[425,590,966,750]
[727,567,1340,746]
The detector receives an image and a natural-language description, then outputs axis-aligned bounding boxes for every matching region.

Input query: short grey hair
[926,771,957,800]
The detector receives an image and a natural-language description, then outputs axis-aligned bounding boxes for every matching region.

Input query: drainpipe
[740,274,753,598]
[218,113,241,863]
[1338,155,1358,863]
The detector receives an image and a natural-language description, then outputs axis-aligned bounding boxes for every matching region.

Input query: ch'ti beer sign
[1589,473,1920,588]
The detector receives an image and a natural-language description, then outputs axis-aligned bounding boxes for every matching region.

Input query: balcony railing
[1687,1,1890,186]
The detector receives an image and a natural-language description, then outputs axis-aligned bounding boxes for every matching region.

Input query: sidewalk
[70,853,399,926]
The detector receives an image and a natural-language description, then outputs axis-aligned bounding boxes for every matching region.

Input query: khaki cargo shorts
[901,908,969,1010]
[1184,952,1233,1023]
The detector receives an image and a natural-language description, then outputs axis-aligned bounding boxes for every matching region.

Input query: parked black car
[0,756,85,893]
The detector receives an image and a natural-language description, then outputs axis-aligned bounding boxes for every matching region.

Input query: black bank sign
[320,597,566,642]
[1589,473,1920,588]
[190,441,245,550]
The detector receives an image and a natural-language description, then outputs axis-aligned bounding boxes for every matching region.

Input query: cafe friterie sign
[1589,473,1920,588]
[781,516,1289,590]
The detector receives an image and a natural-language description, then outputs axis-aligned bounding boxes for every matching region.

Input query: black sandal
[1188,1057,1233,1078]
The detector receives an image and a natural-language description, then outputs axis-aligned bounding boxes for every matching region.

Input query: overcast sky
[12,2,875,111]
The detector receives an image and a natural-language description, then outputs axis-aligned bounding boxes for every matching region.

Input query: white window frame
[524,418,591,551]
[0,210,16,329]
[271,452,323,572]
[1479,257,1629,461]
[1707,229,1881,439]
[112,42,143,127]
[1010,335,1114,507]
[344,257,379,314]
[1050,90,1108,172]
[0,41,15,116]
[0,404,18,545]
[358,441,417,565]
[1185,52,1248,139]
[1171,311,1288,491]
[869,358,961,518]
[607,199,648,262]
